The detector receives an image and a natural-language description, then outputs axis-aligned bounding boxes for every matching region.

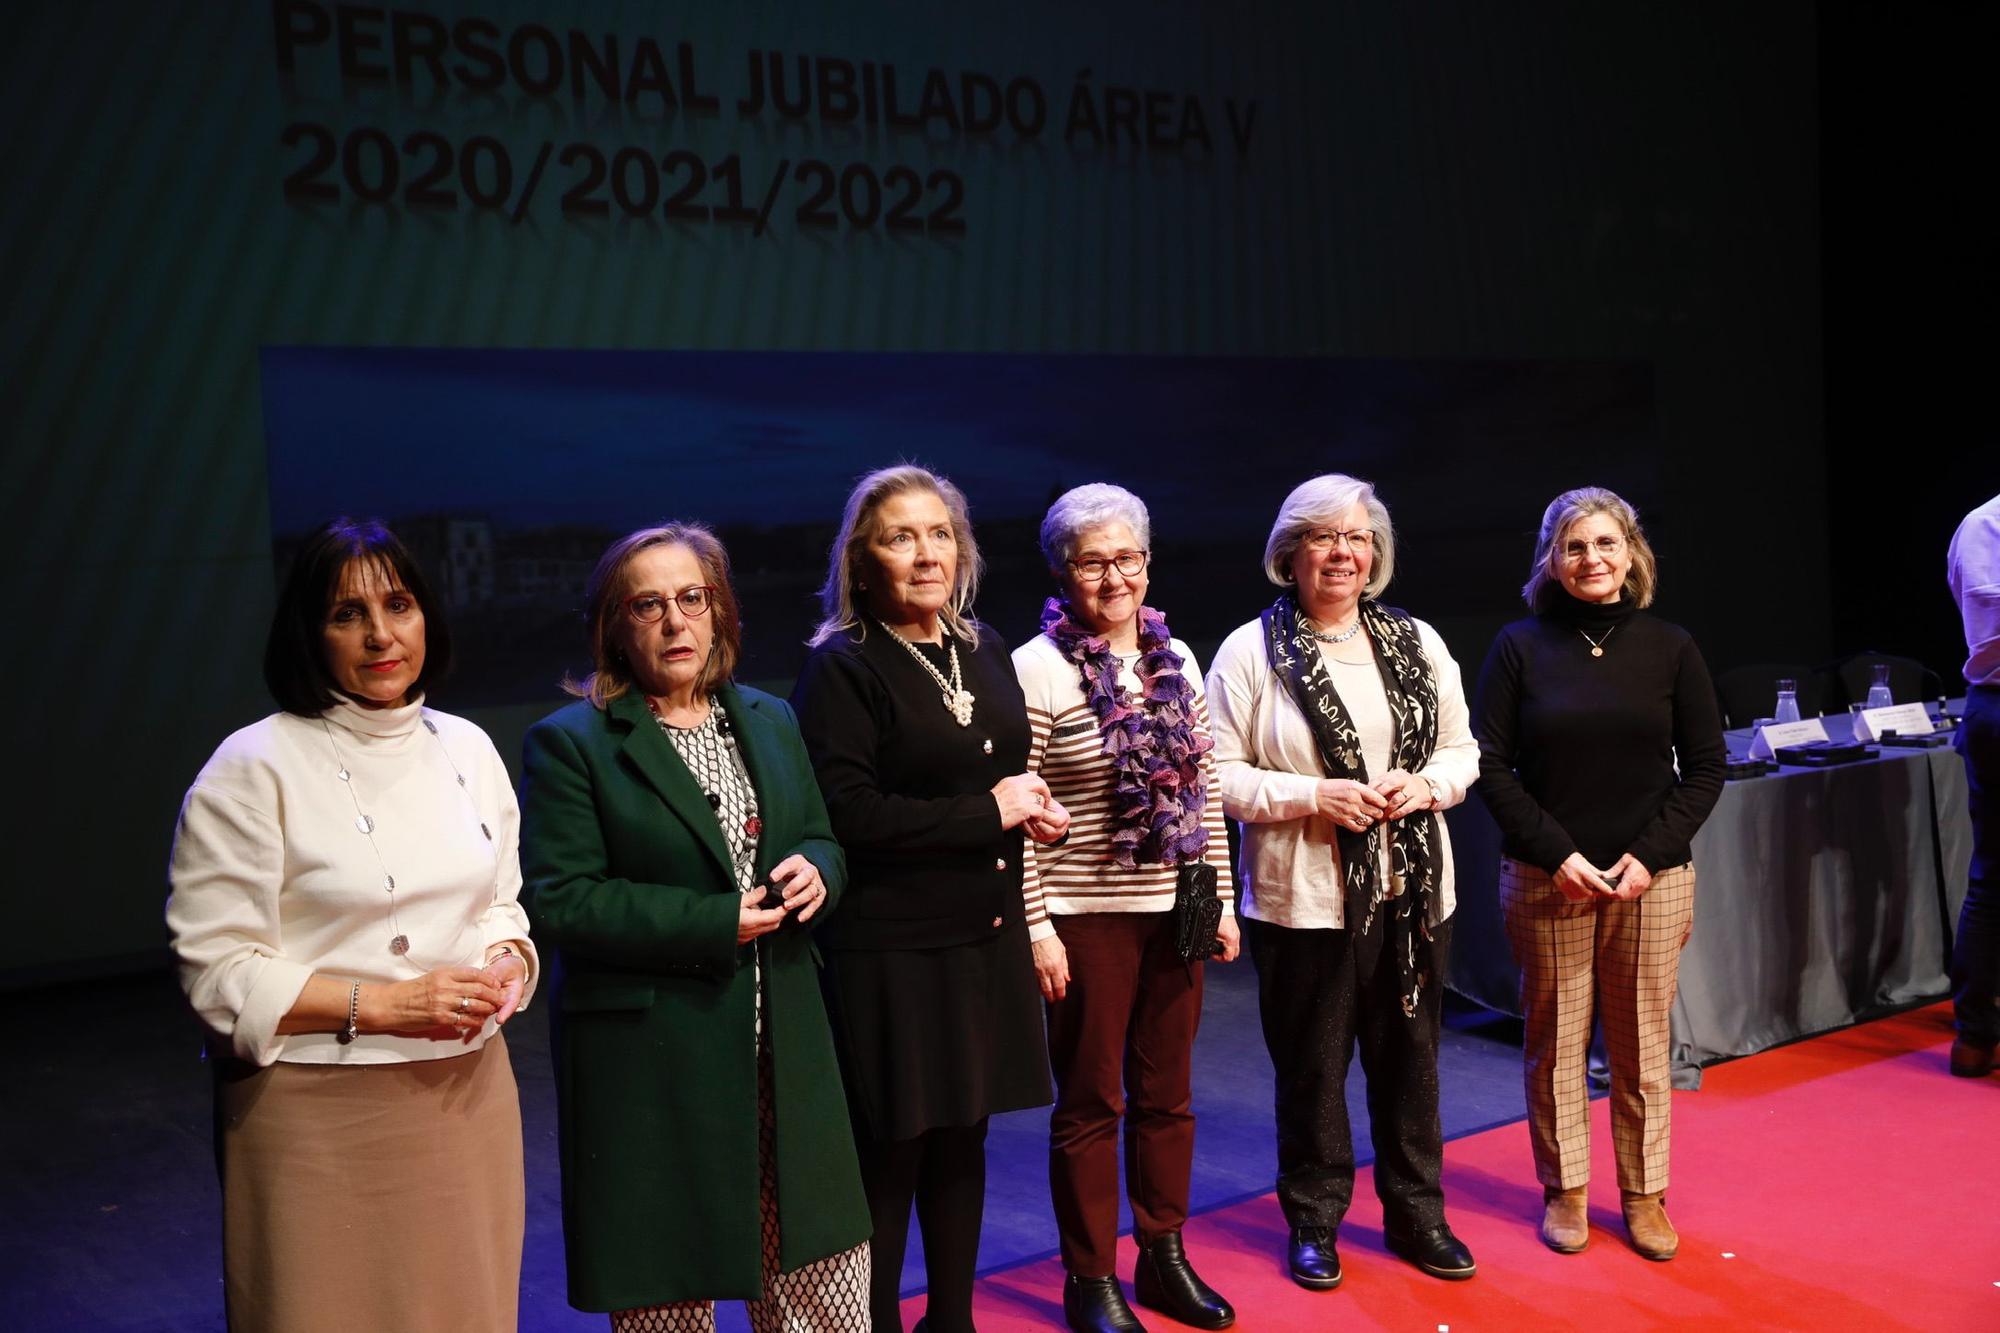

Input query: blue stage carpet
[0,962,1530,1332]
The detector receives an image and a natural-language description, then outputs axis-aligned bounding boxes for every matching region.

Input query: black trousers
[1242,911,1452,1234]
[1954,685,2000,1046]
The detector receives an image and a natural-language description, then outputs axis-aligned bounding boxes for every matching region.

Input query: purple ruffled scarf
[1040,597,1212,868]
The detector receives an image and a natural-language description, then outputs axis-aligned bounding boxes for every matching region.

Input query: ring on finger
[457,995,470,1012]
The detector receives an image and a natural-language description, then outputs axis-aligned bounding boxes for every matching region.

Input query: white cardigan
[166,696,538,1066]
[1205,614,1479,930]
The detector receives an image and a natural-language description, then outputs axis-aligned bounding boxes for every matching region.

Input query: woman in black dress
[793,464,1068,1333]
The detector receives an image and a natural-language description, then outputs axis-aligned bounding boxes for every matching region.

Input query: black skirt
[821,924,1053,1143]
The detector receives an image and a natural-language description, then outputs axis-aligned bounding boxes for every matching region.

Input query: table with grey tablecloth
[1446,713,1972,1086]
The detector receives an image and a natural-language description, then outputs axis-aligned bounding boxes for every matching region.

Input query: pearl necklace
[321,714,492,961]
[878,620,976,726]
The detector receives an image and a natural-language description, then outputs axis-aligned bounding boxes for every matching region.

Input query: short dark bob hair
[263,518,452,716]
[564,522,743,708]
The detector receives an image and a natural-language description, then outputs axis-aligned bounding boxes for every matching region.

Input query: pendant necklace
[323,713,492,960]
[1580,625,1616,658]
[879,621,976,726]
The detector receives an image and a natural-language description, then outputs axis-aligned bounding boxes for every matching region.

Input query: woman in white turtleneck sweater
[166,519,537,1333]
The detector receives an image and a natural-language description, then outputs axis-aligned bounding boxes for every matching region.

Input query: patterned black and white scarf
[1262,593,1443,1017]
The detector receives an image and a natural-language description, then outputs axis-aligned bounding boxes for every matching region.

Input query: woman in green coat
[521,522,871,1332]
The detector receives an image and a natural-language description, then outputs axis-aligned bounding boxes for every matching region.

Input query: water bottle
[1774,679,1801,725]
[1865,663,1893,711]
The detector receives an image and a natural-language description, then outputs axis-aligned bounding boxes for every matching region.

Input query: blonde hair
[1521,486,1658,612]
[811,464,984,646]
[564,523,743,707]
[1262,473,1396,598]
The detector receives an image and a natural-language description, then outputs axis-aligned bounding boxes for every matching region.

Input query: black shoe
[1286,1226,1342,1290]
[1063,1273,1147,1333]
[1134,1232,1235,1329]
[1950,1037,1996,1077]
[1384,1223,1477,1280]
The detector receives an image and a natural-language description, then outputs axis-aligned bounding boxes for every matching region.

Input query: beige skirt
[219,1035,524,1332]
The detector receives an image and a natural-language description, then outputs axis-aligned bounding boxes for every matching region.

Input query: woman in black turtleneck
[1471,487,1724,1264]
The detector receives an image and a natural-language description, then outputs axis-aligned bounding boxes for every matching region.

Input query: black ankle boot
[1133,1232,1235,1329]
[1063,1273,1146,1333]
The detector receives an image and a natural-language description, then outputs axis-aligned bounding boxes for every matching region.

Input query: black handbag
[1171,862,1225,961]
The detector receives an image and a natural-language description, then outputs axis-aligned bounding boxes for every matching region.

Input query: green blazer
[520,685,868,1312]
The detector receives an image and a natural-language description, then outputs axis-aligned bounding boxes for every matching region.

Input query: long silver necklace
[647,699,764,850]
[878,621,976,726]
[321,714,492,959]
[1579,625,1616,658]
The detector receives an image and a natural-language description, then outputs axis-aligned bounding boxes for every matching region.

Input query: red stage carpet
[904,1005,1999,1331]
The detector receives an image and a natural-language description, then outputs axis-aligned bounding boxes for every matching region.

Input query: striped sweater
[1012,632,1235,943]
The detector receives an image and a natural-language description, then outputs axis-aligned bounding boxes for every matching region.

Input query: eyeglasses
[1561,535,1625,562]
[1302,528,1375,554]
[1067,550,1149,582]
[623,586,716,623]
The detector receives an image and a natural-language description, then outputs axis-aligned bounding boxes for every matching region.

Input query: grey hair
[1261,473,1396,597]
[1521,486,1658,612]
[810,464,985,647]
[1038,483,1152,574]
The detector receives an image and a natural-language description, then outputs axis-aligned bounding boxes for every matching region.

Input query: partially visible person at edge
[519,523,869,1331]
[1471,485,1725,1261]
[1948,493,2000,1078]
[1206,473,1482,1293]
[1013,483,1241,1333]
[166,517,536,1332]
[791,464,1069,1333]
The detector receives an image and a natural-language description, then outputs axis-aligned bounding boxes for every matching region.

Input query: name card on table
[1854,702,1937,743]
[1748,718,1829,760]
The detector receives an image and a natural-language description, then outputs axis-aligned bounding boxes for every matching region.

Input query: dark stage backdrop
[259,347,1658,704]
[2,1,1825,982]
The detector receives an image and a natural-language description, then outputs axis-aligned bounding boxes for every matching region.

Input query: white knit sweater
[166,696,537,1066]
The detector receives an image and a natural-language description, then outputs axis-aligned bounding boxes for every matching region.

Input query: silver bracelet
[336,981,360,1045]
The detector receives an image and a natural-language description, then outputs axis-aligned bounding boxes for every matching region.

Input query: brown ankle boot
[1540,1185,1589,1254]
[1621,1191,1678,1261]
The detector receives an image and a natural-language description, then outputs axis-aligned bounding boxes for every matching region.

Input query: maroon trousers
[1045,911,1205,1277]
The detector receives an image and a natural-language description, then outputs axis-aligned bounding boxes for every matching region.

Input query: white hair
[1261,473,1396,597]
[1038,483,1151,573]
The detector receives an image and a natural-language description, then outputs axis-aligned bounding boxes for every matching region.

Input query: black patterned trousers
[1242,911,1452,1235]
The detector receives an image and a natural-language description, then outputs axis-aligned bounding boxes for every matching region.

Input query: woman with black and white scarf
[1206,473,1480,1294]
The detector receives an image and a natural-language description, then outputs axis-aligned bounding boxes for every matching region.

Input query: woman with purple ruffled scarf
[1010,483,1240,1333]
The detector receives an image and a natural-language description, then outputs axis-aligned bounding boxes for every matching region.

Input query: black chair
[1827,651,1947,710]
[1712,663,1832,729]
